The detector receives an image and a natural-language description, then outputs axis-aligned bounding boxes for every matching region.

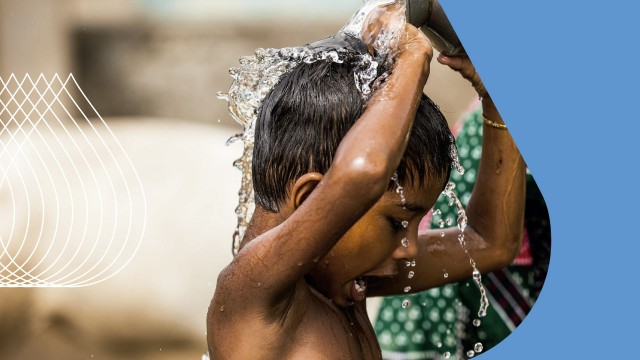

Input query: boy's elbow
[493,230,523,270]
[336,154,390,199]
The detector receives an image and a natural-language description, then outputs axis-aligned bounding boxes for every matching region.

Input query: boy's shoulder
[209,273,378,359]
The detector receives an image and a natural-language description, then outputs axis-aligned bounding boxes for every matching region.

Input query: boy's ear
[290,172,324,209]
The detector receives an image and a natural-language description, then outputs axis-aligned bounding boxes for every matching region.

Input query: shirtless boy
[207,18,525,360]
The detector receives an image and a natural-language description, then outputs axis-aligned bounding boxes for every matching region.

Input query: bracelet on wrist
[482,115,508,130]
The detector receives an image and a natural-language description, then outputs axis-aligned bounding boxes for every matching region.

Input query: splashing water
[221,46,362,254]
[449,135,465,176]
[220,0,409,254]
[391,172,407,207]
[441,182,489,318]
[393,168,415,314]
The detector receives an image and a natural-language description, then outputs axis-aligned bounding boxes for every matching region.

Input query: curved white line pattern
[0,73,147,287]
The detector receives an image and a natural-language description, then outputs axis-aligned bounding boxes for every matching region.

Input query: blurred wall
[1,0,476,126]
[0,0,72,76]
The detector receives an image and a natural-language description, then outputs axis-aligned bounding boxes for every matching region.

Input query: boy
[207,21,525,359]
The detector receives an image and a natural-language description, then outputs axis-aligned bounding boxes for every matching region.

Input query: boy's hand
[362,3,433,63]
[399,24,433,62]
[437,54,488,99]
[361,2,404,52]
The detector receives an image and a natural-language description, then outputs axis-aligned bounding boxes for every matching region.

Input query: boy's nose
[391,234,419,261]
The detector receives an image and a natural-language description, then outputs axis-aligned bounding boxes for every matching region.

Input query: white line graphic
[0,73,147,287]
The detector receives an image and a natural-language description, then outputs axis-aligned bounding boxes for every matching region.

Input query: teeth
[354,279,366,293]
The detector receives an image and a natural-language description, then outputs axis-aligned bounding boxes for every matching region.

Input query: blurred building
[0,0,475,126]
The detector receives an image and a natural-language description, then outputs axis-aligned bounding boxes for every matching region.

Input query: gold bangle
[482,115,508,130]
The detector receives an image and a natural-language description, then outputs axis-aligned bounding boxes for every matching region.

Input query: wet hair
[253,58,454,212]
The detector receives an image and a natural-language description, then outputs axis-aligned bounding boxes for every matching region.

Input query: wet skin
[207,21,525,360]
[208,182,443,360]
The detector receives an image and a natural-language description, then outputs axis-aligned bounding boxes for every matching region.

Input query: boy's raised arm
[370,55,526,295]
[217,24,434,308]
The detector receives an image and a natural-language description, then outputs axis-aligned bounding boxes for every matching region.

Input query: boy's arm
[369,56,526,295]
[218,25,434,308]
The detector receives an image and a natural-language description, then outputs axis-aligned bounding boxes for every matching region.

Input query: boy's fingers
[438,54,472,74]
[398,24,433,59]
[438,54,487,98]
[437,54,463,69]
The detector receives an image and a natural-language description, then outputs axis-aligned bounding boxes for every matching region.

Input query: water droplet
[436,342,442,348]
[449,140,465,175]
[445,182,456,192]
[443,273,449,278]
[443,352,451,359]
[438,219,445,228]
[405,260,411,267]
[474,343,483,353]
[433,209,442,216]
[473,319,481,327]
[220,306,224,312]
[410,260,416,267]
[404,286,411,293]
[440,232,445,237]
[473,269,481,280]
[402,299,410,308]
[446,219,452,226]
[401,220,409,228]
[407,271,415,279]
[401,238,409,247]
[467,350,475,358]
[391,172,407,205]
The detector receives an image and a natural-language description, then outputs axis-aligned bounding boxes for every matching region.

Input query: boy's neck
[240,206,286,250]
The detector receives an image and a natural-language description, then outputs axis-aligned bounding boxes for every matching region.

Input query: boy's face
[306,177,445,307]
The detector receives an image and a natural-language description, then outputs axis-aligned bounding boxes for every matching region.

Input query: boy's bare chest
[209,285,382,359]
[287,295,382,360]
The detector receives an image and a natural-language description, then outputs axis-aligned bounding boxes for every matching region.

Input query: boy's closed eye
[388,218,407,232]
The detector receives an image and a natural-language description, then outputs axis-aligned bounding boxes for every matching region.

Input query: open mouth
[350,277,367,302]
